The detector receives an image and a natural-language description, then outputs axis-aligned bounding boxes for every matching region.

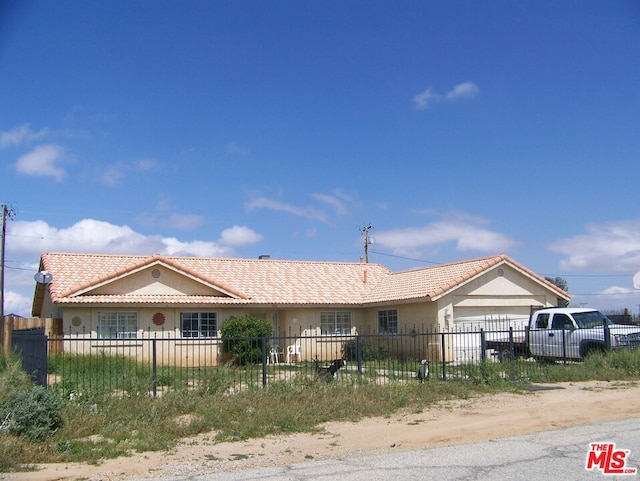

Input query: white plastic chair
[269,345,282,364]
[286,344,301,363]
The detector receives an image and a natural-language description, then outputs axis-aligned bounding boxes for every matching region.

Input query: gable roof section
[36,252,392,310]
[59,254,246,299]
[363,254,570,304]
[33,252,570,315]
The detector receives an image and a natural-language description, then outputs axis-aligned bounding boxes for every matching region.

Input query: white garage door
[453,307,531,331]
[451,307,531,363]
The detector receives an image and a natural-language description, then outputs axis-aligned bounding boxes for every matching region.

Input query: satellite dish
[34,270,53,284]
[633,271,640,290]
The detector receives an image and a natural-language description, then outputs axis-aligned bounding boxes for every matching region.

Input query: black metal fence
[11,328,48,387]
[33,324,553,398]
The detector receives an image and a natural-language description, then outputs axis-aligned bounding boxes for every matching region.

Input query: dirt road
[2,381,639,481]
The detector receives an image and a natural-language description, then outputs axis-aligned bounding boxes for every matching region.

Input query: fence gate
[11,328,48,386]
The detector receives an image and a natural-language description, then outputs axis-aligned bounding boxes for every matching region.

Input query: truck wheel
[497,350,514,362]
[533,356,555,364]
[580,343,605,359]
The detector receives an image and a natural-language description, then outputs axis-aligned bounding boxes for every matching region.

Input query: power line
[542,273,633,278]
[370,250,440,265]
[372,250,636,277]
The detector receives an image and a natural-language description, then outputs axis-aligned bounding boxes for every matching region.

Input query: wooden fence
[1,316,63,354]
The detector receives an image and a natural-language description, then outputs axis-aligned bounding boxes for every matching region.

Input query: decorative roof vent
[497,268,504,277]
[151,269,161,278]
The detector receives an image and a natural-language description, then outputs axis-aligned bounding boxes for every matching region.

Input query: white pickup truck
[485,307,640,361]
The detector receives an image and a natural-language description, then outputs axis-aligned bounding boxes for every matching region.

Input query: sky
[1,0,640,318]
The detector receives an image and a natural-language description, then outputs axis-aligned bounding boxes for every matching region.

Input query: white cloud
[0,124,48,148]
[246,190,357,223]
[548,219,640,272]
[161,237,232,257]
[569,286,640,311]
[6,218,260,259]
[134,158,156,171]
[4,291,34,317]
[445,81,480,100]
[99,158,159,186]
[311,189,354,217]
[373,218,516,257]
[413,87,440,110]
[413,81,479,110]
[166,213,206,230]
[219,225,263,246]
[15,144,66,181]
[100,165,125,186]
[246,196,329,223]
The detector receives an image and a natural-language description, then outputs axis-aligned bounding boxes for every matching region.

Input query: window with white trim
[320,311,352,335]
[97,312,138,339]
[180,312,217,338]
[378,309,398,334]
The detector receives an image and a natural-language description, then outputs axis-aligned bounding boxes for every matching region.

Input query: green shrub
[0,350,33,401]
[0,385,64,441]
[221,316,273,365]
[342,339,390,361]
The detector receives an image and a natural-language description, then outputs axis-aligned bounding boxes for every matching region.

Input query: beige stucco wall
[450,266,561,309]
[59,305,368,365]
[91,267,223,296]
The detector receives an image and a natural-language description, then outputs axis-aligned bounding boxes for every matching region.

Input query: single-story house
[32,252,570,364]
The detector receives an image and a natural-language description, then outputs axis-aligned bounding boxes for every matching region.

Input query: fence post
[480,328,486,361]
[261,337,267,387]
[440,333,446,381]
[604,324,611,351]
[356,334,363,375]
[152,339,157,398]
[508,327,517,380]
[562,327,567,365]
[508,327,514,361]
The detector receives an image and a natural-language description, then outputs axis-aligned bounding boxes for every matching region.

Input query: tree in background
[545,276,570,307]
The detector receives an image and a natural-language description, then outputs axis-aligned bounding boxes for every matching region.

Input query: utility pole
[1,204,7,321]
[0,204,15,321]
[361,224,373,263]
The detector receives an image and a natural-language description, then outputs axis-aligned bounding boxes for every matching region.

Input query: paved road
[140,418,640,481]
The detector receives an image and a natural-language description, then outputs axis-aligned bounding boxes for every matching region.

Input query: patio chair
[268,345,283,364]
[286,344,301,363]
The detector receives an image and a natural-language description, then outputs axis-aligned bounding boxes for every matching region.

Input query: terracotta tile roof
[39,253,391,307]
[35,252,570,312]
[366,253,569,303]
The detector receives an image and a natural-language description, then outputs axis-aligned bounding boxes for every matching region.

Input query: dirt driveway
[2,380,639,481]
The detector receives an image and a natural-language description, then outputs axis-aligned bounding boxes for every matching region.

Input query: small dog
[417,359,429,383]
[314,358,347,381]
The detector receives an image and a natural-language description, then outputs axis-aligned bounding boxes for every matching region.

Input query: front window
[320,311,352,335]
[572,310,610,329]
[181,312,217,338]
[378,309,398,334]
[97,312,138,339]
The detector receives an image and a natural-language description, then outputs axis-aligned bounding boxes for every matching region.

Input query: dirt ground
[2,380,639,481]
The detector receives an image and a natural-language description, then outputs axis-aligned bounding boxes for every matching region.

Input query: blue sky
[1,1,640,317]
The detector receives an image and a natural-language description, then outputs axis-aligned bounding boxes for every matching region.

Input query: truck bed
[485,335,529,361]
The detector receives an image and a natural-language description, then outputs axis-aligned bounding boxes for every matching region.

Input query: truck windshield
[572,311,611,329]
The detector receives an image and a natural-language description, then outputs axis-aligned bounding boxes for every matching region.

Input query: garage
[450,306,532,363]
